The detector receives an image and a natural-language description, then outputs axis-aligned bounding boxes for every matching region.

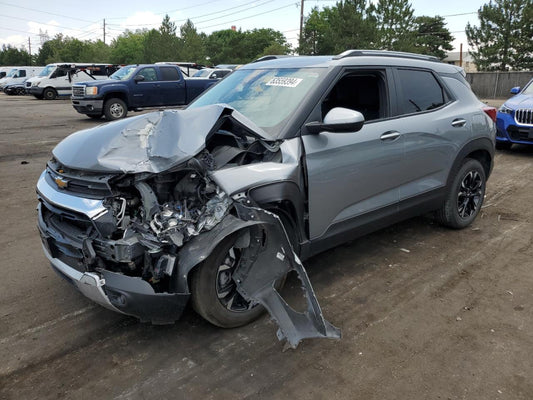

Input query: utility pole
[28,37,31,65]
[299,0,304,51]
[103,19,106,44]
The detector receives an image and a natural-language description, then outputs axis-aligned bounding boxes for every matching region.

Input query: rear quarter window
[396,69,446,114]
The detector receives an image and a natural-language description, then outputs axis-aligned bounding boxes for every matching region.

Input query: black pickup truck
[71,64,218,120]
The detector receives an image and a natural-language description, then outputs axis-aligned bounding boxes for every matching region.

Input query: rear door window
[396,69,446,114]
[160,67,180,81]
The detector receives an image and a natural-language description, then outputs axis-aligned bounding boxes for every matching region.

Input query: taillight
[483,106,497,123]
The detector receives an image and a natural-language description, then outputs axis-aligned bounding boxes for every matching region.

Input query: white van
[27,63,121,100]
[0,66,44,91]
[0,67,15,79]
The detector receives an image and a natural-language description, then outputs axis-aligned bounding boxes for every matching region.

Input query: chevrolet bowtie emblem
[54,176,69,189]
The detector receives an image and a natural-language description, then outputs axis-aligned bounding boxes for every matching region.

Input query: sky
[0,0,487,56]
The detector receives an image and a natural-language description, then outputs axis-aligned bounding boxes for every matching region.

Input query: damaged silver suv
[37,50,496,347]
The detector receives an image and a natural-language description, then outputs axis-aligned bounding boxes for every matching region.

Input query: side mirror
[510,87,520,94]
[211,73,218,79]
[134,75,145,83]
[305,107,365,134]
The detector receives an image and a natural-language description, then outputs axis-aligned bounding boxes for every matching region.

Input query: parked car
[37,50,496,347]
[496,79,533,150]
[26,63,121,100]
[191,68,232,79]
[0,66,44,91]
[71,64,218,120]
[3,79,28,95]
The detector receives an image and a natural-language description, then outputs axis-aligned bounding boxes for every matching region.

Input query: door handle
[451,118,466,127]
[380,131,401,141]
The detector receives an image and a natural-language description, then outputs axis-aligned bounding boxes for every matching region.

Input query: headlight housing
[85,86,98,96]
[498,104,513,114]
[32,81,40,87]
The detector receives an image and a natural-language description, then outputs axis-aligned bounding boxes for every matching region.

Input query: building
[443,51,478,72]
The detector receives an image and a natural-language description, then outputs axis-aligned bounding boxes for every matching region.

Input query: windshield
[39,65,56,77]
[192,69,211,77]
[110,65,136,80]
[189,67,326,138]
[6,68,17,78]
[522,80,533,95]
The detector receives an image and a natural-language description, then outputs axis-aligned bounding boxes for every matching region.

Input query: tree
[371,0,416,52]
[0,44,31,65]
[414,16,454,59]
[180,20,207,64]
[299,1,377,55]
[110,30,148,64]
[466,0,533,71]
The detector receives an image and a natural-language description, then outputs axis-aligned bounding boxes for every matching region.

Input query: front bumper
[496,112,533,145]
[29,86,44,96]
[71,98,104,115]
[37,171,189,324]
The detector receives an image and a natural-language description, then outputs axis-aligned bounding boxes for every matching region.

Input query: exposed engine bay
[37,106,340,348]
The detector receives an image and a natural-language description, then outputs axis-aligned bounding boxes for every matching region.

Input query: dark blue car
[496,78,533,150]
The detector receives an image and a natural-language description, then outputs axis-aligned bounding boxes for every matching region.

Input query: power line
[197,2,297,30]
[105,0,225,20]
[0,1,96,23]
[0,13,89,32]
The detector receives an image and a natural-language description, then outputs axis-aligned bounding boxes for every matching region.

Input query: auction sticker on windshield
[266,77,303,88]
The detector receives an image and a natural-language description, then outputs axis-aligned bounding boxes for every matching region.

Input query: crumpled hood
[504,93,533,109]
[53,104,272,173]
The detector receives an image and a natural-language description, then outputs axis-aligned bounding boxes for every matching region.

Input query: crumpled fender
[175,202,341,348]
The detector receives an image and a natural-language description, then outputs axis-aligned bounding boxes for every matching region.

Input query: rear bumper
[72,98,104,115]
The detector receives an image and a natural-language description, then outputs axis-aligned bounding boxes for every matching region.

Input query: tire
[87,114,102,120]
[190,233,267,328]
[495,141,512,150]
[104,98,127,121]
[43,88,57,100]
[436,158,486,229]
[16,88,26,95]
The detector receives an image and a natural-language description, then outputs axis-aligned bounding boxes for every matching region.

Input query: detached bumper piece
[232,204,341,348]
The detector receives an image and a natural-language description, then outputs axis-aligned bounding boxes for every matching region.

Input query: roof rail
[333,49,440,62]
[252,55,293,63]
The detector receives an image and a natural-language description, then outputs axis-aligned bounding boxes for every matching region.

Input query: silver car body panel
[210,139,301,195]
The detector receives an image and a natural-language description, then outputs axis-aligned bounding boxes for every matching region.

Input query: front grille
[515,109,533,126]
[507,125,533,142]
[47,161,115,198]
[72,86,85,97]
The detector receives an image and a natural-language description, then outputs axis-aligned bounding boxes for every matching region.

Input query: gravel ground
[0,95,531,400]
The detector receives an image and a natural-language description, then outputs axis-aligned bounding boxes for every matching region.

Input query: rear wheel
[104,98,127,121]
[43,88,57,100]
[495,141,512,150]
[190,233,266,328]
[436,158,486,229]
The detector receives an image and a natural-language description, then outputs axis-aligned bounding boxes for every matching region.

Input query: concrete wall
[466,71,533,99]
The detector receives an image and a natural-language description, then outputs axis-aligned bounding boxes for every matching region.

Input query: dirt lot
[0,95,531,400]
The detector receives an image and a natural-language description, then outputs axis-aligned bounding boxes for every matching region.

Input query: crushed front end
[36,106,340,347]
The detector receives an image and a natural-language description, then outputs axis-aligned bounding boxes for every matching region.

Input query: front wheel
[436,158,486,229]
[104,98,127,121]
[190,234,266,328]
[43,88,57,100]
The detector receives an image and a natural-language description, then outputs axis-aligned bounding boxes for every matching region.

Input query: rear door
[158,66,186,105]
[391,68,464,202]
[303,68,405,240]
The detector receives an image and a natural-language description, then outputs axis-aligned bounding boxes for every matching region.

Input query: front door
[303,69,405,240]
